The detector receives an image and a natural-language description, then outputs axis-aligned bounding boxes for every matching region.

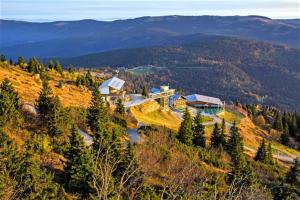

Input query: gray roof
[185,94,223,105]
[99,76,125,91]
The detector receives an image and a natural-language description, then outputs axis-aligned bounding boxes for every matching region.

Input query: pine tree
[85,70,93,86]
[254,139,269,163]
[227,122,246,169]
[115,98,125,116]
[281,132,290,146]
[17,56,25,67]
[87,89,111,151]
[64,124,93,197]
[192,111,205,148]
[266,142,273,164]
[36,80,53,124]
[220,118,227,146]
[0,78,21,127]
[286,158,300,186]
[211,123,221,148]
[46,96,65,139]
[273,112,283,131]
[55,60,63,74]
[177,107,193,145]
[0,54,6,62]
[48,59,55,69]
[142,85,148,97]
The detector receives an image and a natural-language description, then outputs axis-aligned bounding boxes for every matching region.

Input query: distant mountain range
[61,35,300,110]
[1,15,300,59]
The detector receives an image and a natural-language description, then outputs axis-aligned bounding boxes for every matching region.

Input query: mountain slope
[62,36,300,110]
[1,15,299,58]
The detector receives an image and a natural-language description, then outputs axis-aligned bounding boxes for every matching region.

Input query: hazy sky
[1,0,299,22]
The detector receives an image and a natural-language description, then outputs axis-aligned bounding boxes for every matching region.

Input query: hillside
[1,15,299,58]
[62,36,300,111]
[0,66,91,108]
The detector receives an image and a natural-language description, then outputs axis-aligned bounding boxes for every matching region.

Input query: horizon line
[1,14,300,23]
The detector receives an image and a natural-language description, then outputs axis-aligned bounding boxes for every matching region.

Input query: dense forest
[62,36,300,111]
[0,55,300,199]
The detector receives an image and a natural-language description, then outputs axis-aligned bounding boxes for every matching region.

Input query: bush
[256,115,266,126]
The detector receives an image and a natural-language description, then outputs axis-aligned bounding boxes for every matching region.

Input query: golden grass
[130,100,181,131]
[238,118,300,160]
[0,66,91,108]
[218,110,243,124]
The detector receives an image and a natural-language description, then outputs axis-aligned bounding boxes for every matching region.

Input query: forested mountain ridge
[1,59,300,199]
[61,36,300,111]
[1,15,299,58]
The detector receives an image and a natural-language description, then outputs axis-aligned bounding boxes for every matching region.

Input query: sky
[1,0,299,22]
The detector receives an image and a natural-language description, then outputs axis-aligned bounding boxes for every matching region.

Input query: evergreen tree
[36,80,53,123]
[281,132,290,146]
[64,125,93,197]
[0,134,62,199]
[220,118,227,146]
[87,89,110,151]
[0,78,21,127]
[266,142,273,164]
[210,123,221,148]
[192,111,205,148]
[55,60,63,73]
[177,107,193,146]
[48,59,55,69]
[273,112,283,131]
[46,96,65,139]
[142,85,148,97]
[286,158,300,186]
[115,98,125,116]
[0,54,6,62]
[17,56,25,67]
[254,139,272,164]
[85,70,93,86]
[227,122,246,168]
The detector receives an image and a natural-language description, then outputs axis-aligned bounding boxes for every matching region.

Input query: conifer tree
[55,60,63,74]
[281,132,290,146]
[115,98,125,116]
[85,70,93,86]
[227,122,246,168]
[48,59,55,69]
[87,89,110,151]
[192,111,205,148]
[17,56,25,67]
[273,112,283,131]
[46,96,65,139]
[254,139,270,163]
[177,107,193,145]
[286,158,300,186]
[266,142,273,164]
[220,118,227,146]
[0,78,21,127]
[142,85,148,97]
[64,125,93,197]
[36,80,53,124]
[0,54,6,62]
[211,123,221,148]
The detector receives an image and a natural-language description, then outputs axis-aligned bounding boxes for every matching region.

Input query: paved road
[124,94,151,109]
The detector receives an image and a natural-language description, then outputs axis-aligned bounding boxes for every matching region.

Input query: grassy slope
[0,66,91,108]
[130,100,181,131]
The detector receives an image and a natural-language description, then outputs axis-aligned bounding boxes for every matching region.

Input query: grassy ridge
[0,66,91,108]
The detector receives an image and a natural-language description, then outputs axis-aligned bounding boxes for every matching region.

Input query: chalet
[185,94,224,115]
[169,94,186,111]
[99,76,125,101]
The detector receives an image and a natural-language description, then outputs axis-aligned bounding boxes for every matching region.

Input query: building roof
[170,94,186,101]
[150,87,161,94]
[185,94,223,105]
[99,76,125,91]
[99,76,125,94]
